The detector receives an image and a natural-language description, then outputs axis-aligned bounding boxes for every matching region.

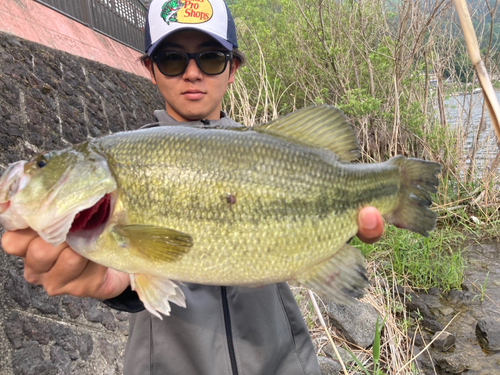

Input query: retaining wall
[0,31,164,374]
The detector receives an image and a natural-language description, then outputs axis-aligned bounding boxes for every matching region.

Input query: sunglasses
[152,51,233,76]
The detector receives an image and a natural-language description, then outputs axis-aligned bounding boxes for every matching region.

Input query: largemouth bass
[0,106,441,318]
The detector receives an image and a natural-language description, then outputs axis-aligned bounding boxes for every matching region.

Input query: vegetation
[224,0,500,373]
[225,0,500,291]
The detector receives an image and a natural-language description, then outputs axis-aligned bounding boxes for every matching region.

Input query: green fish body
[0,106,441,318]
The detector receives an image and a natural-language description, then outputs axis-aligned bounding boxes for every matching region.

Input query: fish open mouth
[0,161,30,231]
[69,194,112,233]
[0,161,28,214]
[66,192,117,252]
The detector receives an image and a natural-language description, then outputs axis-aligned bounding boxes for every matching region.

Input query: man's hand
[357,206,384,244]
[1,228,129,299]
[1,208,383,298]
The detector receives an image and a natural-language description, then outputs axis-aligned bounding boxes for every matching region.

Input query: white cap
[145,0,238,56]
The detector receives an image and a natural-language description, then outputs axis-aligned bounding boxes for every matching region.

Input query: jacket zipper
[221,287,239,375]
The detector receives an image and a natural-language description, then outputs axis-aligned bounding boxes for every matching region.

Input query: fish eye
[35,155,49,169]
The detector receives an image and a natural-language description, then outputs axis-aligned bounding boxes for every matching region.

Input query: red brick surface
[0,0,149,78]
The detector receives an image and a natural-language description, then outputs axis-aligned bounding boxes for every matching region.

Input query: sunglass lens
[199,52,227,75]
[159,52,188,76]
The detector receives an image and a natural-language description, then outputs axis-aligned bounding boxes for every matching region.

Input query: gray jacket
[105,111,321,375]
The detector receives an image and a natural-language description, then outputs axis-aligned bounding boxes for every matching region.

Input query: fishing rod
[454,0,500,143]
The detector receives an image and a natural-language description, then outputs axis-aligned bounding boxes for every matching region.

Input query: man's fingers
[1,229,39,257]
[2,230,130,300]
[39,246,90,295]
[24,237,69,275]
[59,263,123,299]
[357,206,384,244]
[47,260,130,300]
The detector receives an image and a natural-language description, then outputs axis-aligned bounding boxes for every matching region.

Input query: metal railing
[34,0,148,52]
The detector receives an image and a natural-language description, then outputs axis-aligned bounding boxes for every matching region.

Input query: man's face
[146,30,239,122]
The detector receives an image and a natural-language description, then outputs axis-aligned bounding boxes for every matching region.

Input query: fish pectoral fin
[130,274,186,319]
[295,244,368,304]
[253,105,360,162]
[112,225,193,262]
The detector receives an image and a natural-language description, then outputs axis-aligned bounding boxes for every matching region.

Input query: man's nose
[182,58,203,80]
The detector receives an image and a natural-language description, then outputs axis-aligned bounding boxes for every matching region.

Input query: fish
[0,105,441,318]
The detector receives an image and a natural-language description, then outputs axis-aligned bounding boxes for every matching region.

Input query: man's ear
[145,58,158,85]
[228,59,240,84]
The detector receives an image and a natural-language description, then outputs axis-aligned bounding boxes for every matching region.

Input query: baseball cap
[145,0,238,56]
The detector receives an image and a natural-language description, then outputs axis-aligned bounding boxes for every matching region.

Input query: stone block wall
[0,32,164,374]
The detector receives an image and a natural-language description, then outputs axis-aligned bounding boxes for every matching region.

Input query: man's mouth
[183,90,205,100]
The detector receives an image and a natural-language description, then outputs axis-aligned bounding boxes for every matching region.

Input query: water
[416,95,500,373]
[444,91,500,176]
[440,241,500,374]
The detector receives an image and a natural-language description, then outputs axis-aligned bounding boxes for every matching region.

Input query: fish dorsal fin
[254,105,360,162]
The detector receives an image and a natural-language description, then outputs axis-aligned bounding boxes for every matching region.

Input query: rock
[317,356,341,375]
[101,310,117,331]
[321,345,352,364]
[115,311,129,322]
[326,300,379,348]
[406,295,431,318]
[30,286,61,315]
[79,333,94,361]
[476,319,500,352]
[412,332,424,347]
[22,317,51,345]
[431,331,455,351]
[12,341,59,375]
[433,351,479,374]
[62,296,82,319]
[439,307,455,316]
[421,317,444,333]
[7,125,22,137]
[99,338,117,365]
[6,270,31,309]
[50,324,81,360]
[82,298,103,323]
[4,312,24,349]
[446,289,478,306]
[50,345,71,374]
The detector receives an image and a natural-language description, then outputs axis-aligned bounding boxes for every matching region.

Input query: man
[1,0,384,373]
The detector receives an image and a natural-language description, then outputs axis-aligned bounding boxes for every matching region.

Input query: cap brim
[147,29,234,56]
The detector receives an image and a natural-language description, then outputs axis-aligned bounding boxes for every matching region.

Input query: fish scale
[0,105,441,317]
[87,126,389,282]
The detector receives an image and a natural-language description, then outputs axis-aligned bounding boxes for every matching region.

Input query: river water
[418,94,500,374]
[445,91,500,176]
[435,241,500,374]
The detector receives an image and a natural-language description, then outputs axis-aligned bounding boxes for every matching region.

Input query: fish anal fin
[296,244,368,304]
[130,274,186,319]
[254,105,360,162]
[112,225,193,262]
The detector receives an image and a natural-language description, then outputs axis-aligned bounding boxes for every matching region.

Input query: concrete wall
[0,29,164,374]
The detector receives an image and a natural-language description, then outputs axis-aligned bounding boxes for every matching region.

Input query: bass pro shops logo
[161,0,213,25]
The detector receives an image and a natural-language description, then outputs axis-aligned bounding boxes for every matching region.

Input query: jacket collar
[140,110,242,129]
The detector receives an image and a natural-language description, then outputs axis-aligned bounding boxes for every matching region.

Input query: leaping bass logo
[161,0,213,25]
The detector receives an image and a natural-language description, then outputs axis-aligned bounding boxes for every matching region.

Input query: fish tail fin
[384,156,441,237]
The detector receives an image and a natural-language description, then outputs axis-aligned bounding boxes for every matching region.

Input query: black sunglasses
[152,51,233,77]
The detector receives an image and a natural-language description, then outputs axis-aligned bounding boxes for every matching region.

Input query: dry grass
[292,261,438,375]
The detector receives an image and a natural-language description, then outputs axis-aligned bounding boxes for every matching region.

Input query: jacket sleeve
[103,286,145,313]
